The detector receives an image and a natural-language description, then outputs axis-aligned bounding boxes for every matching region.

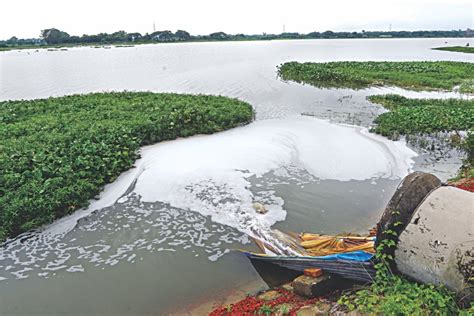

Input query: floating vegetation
[278,60,474,178]
[367,94,474,138]
[368,95,474,180]
[433,46,474,54]
[0,92,253,241]
[278,61,474,92]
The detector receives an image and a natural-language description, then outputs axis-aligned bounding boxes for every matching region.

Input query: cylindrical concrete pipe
[377,172,473,302]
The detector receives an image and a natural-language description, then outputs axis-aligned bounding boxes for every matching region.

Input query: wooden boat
[240,230,376,285]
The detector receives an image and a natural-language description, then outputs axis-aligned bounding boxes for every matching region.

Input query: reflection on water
[0,38,472,314]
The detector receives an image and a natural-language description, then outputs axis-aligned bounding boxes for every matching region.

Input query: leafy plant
[277,304,290,315]
[278,61,474,92]
[258,304,273,315]
[0,92,253,241]
[367,94,474,138]
[338,224,464,315]
[433,46,474,54]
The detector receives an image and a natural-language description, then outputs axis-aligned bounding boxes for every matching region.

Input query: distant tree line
[1,28,472,48]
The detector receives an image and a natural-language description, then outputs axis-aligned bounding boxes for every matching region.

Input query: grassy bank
[278,61,474,92]
[433,46,474,54]
[0,92,253,242]
[338,259,472,315]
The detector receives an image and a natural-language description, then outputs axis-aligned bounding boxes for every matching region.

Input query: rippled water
[0,38,472,315]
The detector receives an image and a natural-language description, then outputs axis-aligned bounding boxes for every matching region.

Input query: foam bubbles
[0,116,417,280]
[132,116,416,237]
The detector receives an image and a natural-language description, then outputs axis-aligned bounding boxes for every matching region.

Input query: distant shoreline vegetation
[0,28,473,51]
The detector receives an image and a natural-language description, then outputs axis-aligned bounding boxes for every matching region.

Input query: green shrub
[0,92,253,241]
[462,132,474,167]
[339,227,465,315]
[340,274,460,315]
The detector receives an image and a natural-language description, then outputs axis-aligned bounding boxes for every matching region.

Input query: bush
[340,273,461,315]
[0,92,253,241]
[339,230,468,315]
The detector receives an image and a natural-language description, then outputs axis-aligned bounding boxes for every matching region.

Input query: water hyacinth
[367,94,474,138]
[278,61,474,92]
[0,92,254,241]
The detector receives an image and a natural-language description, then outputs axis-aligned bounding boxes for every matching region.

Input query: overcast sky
[1,0,473,39]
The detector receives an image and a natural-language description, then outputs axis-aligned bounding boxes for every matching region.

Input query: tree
[127,32,142,42]
[41,28,70,45]
[175,30,191,41]
[6,36,18,44]
[321,30,335,38]
[209,32,228,40]
[109,31,128,42]
[150,30,175,41]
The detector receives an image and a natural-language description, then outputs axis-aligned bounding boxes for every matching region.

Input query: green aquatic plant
[278,61,474,91]
[367,94,474,138]
[368,95,474,179]
[0,92,254,241]
[433,46,474,54]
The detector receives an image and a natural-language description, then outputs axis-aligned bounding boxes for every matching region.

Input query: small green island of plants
[369,94,474,180]
[0,92,254,241]
[368,94,474,138]
[433,46,474,54]
[278,61,474,93]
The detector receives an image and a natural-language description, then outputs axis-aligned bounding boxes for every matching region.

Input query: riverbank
[208,274,472,315]
[1,30,472,52]
[2,37,473,53]
[0,92,253,242]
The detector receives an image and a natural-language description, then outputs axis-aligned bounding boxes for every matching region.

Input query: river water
[0,38,472,315]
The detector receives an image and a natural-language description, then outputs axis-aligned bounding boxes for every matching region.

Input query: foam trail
[0,116,417,276]
[131,116,417,242]
[16,116,416,245]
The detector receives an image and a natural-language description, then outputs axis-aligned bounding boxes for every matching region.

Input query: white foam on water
[132,115,417,238]
[31,115,416,240]
[0,116,418,280]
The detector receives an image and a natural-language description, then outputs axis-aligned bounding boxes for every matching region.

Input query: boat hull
[243,252,376,284]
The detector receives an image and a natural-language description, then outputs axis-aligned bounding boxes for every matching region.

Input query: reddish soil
[209,288,330,316]
[450,177,474,192]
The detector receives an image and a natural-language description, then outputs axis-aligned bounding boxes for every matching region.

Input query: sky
[1,0,473,40]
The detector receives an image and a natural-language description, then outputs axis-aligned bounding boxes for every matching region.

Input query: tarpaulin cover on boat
[241,230,377,283]
[242,251,376,283]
